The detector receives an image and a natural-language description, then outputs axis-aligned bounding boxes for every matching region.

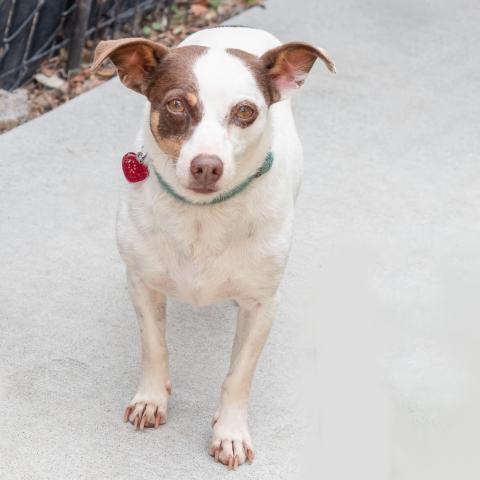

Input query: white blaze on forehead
[193,47,266,114]
[175,47,270,191]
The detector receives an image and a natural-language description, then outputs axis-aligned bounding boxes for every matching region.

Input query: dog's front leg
[210,297,276,469]
[123,271,171,429]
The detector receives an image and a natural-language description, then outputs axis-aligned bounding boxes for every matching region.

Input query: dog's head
[91,37,334,196]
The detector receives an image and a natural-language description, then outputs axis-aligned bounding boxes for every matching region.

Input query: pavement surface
[1,1,480,479]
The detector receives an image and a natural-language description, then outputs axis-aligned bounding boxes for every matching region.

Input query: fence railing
[0,0,173,90]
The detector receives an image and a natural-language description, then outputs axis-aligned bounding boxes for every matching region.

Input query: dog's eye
[166,98,185,114]
[236,104,255,121]
[231,103,258,127]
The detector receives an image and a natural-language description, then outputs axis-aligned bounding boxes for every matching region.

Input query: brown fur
[91,38,168,94]
[226,48,279,105]
[150,111,183,158]
[260,42,336,92]
[92,40,207,159]
[91,38,334,161]
[147,46,207,160]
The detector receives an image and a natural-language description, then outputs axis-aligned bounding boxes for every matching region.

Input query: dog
[91,26,334,470]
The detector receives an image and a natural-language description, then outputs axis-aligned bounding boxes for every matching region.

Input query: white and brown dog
[91,26,334,470]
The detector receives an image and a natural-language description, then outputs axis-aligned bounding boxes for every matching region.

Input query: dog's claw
[125,401,167,430]
[123,406,132,423]
[140,413,147,430]
[210,429,253,470]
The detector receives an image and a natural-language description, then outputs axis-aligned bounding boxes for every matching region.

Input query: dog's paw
[123,382,171,430]
[209,411,254,470]
[123,401,167,429]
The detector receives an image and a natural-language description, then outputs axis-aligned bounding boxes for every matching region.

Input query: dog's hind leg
[123,271,171,430]
[210,296,276,469]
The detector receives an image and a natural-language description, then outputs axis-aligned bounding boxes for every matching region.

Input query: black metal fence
[0,0,173,90]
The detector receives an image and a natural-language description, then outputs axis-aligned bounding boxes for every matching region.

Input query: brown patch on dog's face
[149,110,182,158]
[186,93,198,107]
[226,48,280,105]
[146,46,207,159]
[91,40,207,160]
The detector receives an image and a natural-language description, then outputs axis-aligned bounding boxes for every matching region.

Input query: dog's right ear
[90,38,168,95]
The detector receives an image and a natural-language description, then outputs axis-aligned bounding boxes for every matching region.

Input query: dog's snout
[190,155,223,187]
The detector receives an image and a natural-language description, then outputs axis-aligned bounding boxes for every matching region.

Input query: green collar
[153,152,274,206]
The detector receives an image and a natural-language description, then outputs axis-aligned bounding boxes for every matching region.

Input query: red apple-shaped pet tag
[122,152,149,182]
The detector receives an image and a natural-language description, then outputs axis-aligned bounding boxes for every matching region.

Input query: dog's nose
[190,155,223,187]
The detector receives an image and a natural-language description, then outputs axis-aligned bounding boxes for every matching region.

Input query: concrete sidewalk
[1,1,480,479]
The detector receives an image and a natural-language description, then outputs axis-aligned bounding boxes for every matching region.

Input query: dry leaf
[93,67,116,79]
[34,73,65,90]
[191,4,208,16]
[205,9,217,21]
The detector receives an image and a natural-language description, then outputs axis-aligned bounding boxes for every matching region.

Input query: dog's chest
[126,203,281,305]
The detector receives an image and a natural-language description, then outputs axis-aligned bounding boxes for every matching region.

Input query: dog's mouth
[188,186,218,194]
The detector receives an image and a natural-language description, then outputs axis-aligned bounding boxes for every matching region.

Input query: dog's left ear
[90,37,168,95]
[261,42,335,101]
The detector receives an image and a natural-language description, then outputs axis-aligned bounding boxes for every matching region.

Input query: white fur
[175,47,269,190]
[119,27,305,468]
